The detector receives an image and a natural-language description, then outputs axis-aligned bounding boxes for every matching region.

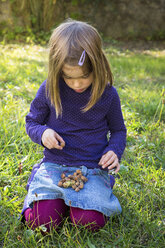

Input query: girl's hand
[41,128,65,150]
[98,151,120,173]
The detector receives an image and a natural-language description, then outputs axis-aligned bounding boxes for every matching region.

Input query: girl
[22,20,127,232]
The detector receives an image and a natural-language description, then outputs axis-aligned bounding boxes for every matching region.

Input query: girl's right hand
[41,128,65,150]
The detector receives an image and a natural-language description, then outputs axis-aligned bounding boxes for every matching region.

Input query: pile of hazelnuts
[58,169,88,192]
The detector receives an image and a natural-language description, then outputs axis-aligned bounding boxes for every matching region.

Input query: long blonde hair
[47,20,113,117]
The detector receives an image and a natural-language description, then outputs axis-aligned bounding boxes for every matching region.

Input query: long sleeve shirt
[26,78,127,169]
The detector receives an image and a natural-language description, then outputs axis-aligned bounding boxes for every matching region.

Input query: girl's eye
[82,74,89,78]
[62,73,90,79]
[62,74,71,79]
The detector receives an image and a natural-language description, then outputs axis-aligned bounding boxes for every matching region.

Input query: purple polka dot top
[26,79,127,169]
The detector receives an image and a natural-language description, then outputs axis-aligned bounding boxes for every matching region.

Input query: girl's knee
[24,199,68,231]
[70,207,107,231]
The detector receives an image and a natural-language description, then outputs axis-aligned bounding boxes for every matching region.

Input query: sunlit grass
[0,43,165,247]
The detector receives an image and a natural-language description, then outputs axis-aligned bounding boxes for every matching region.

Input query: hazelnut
[81,176,88,182]
[70,180,75,185]
[61,143,65,148]
[58,181,63,187]
[79,182,84,189]
[61,173,66,179]
[76,181,80,186]
[77,174,82,179]
[58,170,87,192]
[72,184,76,189]
[63,182,70,188]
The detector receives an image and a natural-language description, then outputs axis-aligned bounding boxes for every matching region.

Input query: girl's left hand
[98,151,120,173]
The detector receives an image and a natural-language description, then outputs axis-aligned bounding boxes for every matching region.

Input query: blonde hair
[47,20,113,117]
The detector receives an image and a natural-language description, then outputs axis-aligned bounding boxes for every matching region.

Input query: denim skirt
[22,162,122,217]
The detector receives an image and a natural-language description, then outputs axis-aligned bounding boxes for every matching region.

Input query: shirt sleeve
[25,81,50,146]
[103,87,127,161]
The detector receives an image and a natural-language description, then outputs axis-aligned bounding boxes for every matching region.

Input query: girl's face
[62,64,93,93]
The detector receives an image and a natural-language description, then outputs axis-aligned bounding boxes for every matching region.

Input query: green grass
[0,43,165,248]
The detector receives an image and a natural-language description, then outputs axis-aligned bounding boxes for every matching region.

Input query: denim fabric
[22,162,121,217]
[26,163,41,191]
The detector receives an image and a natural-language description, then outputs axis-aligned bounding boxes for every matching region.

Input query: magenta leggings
[24,199,107,232]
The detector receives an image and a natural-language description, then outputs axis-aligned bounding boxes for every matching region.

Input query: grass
[0,42,165,248]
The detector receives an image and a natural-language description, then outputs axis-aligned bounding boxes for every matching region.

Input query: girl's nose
[72,80,81,88]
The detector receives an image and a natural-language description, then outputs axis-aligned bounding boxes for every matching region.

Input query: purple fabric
[109,175,115,189]
[24,199,106,232]
[26,79,126,169]
[70,206,106,231]
[24,199,68,232]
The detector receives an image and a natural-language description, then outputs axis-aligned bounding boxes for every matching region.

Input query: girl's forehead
[62,64,86,77]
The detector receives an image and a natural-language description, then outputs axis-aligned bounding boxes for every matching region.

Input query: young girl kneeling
[22,20,127,232]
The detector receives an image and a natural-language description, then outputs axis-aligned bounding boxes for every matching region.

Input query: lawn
[0,42,164,248]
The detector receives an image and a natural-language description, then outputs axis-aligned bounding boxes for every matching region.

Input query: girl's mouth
[74,89,85,93]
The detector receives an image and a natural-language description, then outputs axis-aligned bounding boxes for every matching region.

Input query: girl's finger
[51,140,60,149]
[52,139,64,150]
[101,151,115,164]
[102,157,117,168]
[99,151,113,165]
[112,163,120,173]
[46,136,63,150]
[54,133,65,147]
[98,154,106,165]
[101,154,117,167]
[107,160,119,170]
[115,164,120,173]
[106,154,117,166]
[45,141,53,149]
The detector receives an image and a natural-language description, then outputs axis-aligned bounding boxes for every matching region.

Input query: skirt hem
[26,194,122,217]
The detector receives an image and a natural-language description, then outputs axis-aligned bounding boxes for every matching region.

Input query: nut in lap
[58,169,88,192]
